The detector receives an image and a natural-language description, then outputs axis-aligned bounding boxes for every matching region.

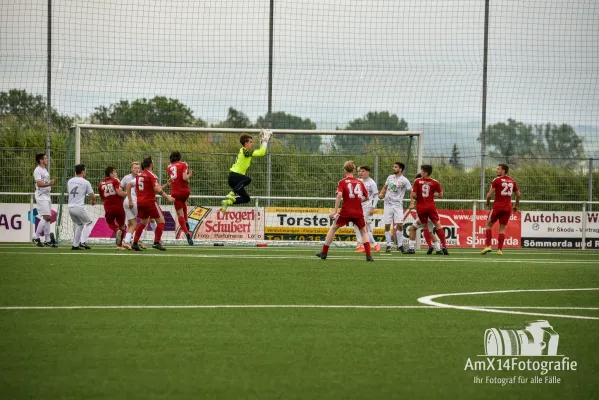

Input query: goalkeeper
[221,130,272,212]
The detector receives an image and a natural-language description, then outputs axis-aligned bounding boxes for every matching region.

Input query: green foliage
[334,111,410,154]
[449,143,464,170]
[256,111,321,153]
[0,89,74,132]
[211,107,253,129]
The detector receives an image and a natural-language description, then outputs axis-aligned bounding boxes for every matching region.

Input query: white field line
[1,305,598,311]
[0,251,597,265]
[418,288,599,321]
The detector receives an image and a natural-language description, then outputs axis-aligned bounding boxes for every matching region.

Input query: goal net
[55,124,423,247]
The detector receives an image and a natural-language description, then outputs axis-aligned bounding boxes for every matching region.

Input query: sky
[1,0,598,156]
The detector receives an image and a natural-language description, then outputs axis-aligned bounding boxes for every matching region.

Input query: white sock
[81,223,93,244]
[368,231,376,245]
[149,220,157,231]
[34,219,46,239]
[396,229,403,247]
[353,225,362,244]
[385,231,392,246]
[124,232,132,243]
[74,225,83,246]
[409,240,415,249]
[434,241,441,251]
[44,222,51,242]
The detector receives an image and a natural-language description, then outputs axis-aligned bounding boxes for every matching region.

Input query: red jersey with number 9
[167,161,190,197]
[491,176,518,210]
[337,177,368,216]
[98,177,123,212]
[136,170,158,206]
[413,178,442,210]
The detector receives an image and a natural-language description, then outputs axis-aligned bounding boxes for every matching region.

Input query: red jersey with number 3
[492,176,518,210]
[413,178,442,210]
[337,177,368,217]
[167,161,190,196]
[98,177,123,212]
[136,170,158,206]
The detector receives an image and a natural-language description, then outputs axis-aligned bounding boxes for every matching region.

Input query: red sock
[178,216,188,234]
[498,233,505,250]
[436,228,447,247]
[364,242,372,257]
[423,229,432,247]
[134,223,146,243]
[322,244,330,255]
[154,222,165,243]
[183,203,188,221]
[486,229,492,247]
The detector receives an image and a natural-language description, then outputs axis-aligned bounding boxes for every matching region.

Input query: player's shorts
[336,213,366,229]
[416,207,440,225]
[68,206,92,226]
[412,218,435,231]
[362,206,374,224]
[36,198,52,216]
[172,190,190,212]
[137,202,163,220]
[104,208,126,230]
[488,208,511,225]
[123,197,138,221]
[383,203,404,224]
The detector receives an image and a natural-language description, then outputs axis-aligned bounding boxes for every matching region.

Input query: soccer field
[1,244,598,400]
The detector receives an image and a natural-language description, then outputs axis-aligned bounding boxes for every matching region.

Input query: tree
[212,107,253,129]
[256,111,321,153]
[0,89,73,132]
[334,111,410,154]
[449,143,464,170]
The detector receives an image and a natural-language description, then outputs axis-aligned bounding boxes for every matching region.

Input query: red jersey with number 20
[98,177,123,212]
[337,177,368,217]
[491,176,518,210]
[136,170,158,206]
[413,178,442,210]
[167,161,190,196]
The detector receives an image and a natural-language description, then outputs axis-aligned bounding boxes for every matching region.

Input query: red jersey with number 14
[413,178,442,210]
[492,175,518,210]
[98,177,123,212]
[167,161,190,196]
[136,170,158,206]
[337,177,368,217]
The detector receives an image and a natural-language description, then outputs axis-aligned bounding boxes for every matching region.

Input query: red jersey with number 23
[98,177,123,212]
[136,170,158,206]
[167,161,190,197]
[338,177,368,217]
[413,178,442,210]
[492,176,518,211]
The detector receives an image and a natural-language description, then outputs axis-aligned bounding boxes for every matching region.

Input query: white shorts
[362,206,374,224]
[36,198,52,216]
[412,218,435,231]
[123,197,138,221]
[383,204,404,225]
[68,206,92,226]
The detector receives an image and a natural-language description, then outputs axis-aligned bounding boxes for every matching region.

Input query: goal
[55,124,423,247]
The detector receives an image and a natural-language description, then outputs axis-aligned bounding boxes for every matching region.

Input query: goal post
[56,124,423,247]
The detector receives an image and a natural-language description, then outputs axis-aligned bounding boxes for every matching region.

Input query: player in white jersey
[354,165,381,253]
[378,162,412,253]
[67,164,96,250]
[32,153,57,247]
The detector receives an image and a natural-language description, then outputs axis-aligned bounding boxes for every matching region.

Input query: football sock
[34,219,46,239]
[385,231,392,245]
[227,198,234,206]
[396,229,403,247]
[178,216,188,234]
[353,225,362,243]
[364,242,372,257]
[154,222,165,243]
[183,203,188,221]
[81,222,93,244]
[409,240,415,249]
[321,244,330,255]
[485,229,492,247]
[498,233,505,250]
[149,220,157,231]
[436,228,447,247]
[43,222,51,242]
[73,225,83,247]
[367,231,377,245]
[423,229,433,247]
[434,241,441,251]
[124,232,132,243]
[134,223,146,243]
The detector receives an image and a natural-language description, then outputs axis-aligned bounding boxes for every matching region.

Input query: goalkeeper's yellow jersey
[229,145,267,175]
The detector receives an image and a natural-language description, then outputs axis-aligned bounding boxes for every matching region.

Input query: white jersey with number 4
[67,177,94,208]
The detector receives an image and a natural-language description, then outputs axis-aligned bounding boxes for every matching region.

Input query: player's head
[169,151,181,163]
[36,153,47,166]
[240,134,253,148]
[497,163,509,176]
[130,161,140,175]
[104,166,117,178]
[358,165,370,179]
[343,160,356,174]
[420,164,433,178]
[393,162,405,175]
[142,157,153,171]
[75,164,86,177]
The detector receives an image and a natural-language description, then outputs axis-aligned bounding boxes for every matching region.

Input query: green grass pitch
[1,244,598,399]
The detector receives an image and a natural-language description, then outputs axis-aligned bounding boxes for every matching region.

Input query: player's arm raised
[154,183,174,203]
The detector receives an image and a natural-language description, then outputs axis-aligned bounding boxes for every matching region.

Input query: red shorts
[416,207,439,225]
[488,208,511,225]
[172,191,190,212]
[104,208,126,230]
[137,202,163,220]
[336,214,366,229]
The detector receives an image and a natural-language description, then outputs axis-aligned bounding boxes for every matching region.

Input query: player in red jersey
[98,166,127,249]
[481,163,520,256]
[132,157,175,251]
[409,164,449,255]
[167,151,194,246]
[316,160,374,261]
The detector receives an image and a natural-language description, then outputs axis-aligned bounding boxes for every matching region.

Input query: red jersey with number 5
[492,176,518,210]
[337,177,368,216]
[136,170,158,206]
[98,177,123,212]
[167,161,190,196]
[413,178,442,210]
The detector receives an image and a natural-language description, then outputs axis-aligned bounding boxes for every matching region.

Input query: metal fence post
[158,151,162,205]
[29,193,34,240]
[254,197,259,241]
[266,153,272,207]
[581,202,587,250]
[589,158,594,212]
[472,200,477,248]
